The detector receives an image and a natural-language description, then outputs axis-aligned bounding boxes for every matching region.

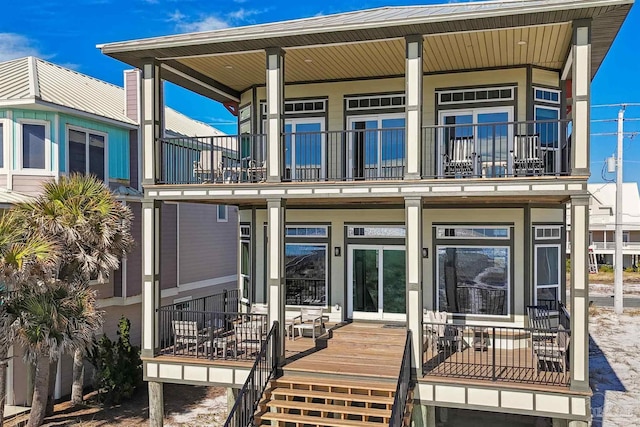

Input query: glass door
[284,118,325,181]
[348,115,405,180]
[348,245,406,320]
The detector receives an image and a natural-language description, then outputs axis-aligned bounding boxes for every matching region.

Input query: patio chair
[291,307,327,341]
[512,135,544,176]
[443,136,477,177]
[534,324,570,374]
[193,150,223,183]
[424,310,463,353]
[172,320,208,358]
[234,313,268,356]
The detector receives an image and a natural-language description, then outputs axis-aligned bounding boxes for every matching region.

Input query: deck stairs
[255,323,414,427]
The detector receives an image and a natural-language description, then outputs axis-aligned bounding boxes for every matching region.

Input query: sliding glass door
[284,119,325,181]
[347,115,405,180]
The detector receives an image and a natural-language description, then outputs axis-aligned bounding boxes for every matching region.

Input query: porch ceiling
[174,23,572,93]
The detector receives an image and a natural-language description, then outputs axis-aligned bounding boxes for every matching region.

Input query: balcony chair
[247,159,266,182]
[172,320,208,358]
[512,135,544,176]
[234,312,268,357]
[533,324,570,374]
[443,136,477,178]
[193,150,223,183]
[291,307,328,341]
[424,310,463,353]
[527,304,558,346]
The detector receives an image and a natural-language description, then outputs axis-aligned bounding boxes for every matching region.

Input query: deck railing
[389,331,413,427]
[157,308,268,361]
[422,322,571,387]
[158,134,266,185]
[421,119,572,179]
[224,321,278,427]
[160,289,240,313]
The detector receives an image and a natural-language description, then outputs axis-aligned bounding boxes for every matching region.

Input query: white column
[571,20,591,176]
[267,198,286,364]
[265,48,285,183]
[142,200,161,358]
[570,195,589,392]
[141,61,163,185]
[405,196,423,374]
[405,35,423,180]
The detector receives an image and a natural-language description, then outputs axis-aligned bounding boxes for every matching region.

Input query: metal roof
[0,57,223,137]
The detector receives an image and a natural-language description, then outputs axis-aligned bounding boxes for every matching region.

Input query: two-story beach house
[99,0,632,426]
[0,58,238,408]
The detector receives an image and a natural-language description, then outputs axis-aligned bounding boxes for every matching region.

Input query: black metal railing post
[491,327,496,382]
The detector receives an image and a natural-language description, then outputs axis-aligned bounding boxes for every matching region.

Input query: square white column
[267,198,286,363]
[265,48,285,183]
[405,35,423,180]
[142,200,161,357]
[141,62,163,185]
[571,21,591,176]
[405,196,424,374]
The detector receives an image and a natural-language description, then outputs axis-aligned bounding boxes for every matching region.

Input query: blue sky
[2,0,639,183]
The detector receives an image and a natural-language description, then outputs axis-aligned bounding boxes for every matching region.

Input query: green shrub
[599,264,614,273]
[566,258,571,273]
[89,317,142,404]
[624,266,638,273]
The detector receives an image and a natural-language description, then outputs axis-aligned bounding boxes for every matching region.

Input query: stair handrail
[224,321,279,427]
[389,330,414,427]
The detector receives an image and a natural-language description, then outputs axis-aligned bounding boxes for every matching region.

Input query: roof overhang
[99,0,633,100]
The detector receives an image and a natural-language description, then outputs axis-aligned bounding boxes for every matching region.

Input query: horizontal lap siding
[179,203,238,285]
[11,175,53,196]
[161,203,178,290]
[126,202,143,297]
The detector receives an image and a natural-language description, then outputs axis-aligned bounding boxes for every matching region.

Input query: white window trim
[436,244,511,317]
[344,94,406,111]
[534,225,563,240]
[285,225,329,238]
[534,105,561,155]
[285,241,329,308]
[436,225,511,240]
[66,125,109,185]
[284,117,326,181]
[16,119,54,175]
[217,205,228,222]
[534,243,561,306]
[0,118,9,172]
[533,87,561,104]
[436,86,516,105]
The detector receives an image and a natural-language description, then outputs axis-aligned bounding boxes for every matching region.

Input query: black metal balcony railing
[422,119,572,179]
[224,321,278,427]
[389,331,413,427]
[157,309,268,361]
[161,289,240,313]
[158,134,266,185]
[423,322,571,387]
[155,119,572,185]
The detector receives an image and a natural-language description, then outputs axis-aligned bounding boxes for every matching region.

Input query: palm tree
[8,280,101,427]
[0,211,56,427]
[17,174,133,408]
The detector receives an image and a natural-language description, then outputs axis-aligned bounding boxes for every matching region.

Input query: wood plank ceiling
[176,22,571,92]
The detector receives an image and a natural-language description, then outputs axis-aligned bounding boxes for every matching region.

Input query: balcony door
[438,107,513,177]
[284,118,325,181]
[347,115,405,180]
[347,245,406,320]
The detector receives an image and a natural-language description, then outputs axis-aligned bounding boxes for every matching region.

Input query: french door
[284,118,325,181]
[347,245,406,320]
[438,107,513,177]
[347,115,405,180]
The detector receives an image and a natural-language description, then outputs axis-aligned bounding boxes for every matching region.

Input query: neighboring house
[567,183,640,268]
[0,58,238,406]
[99,0,632,426]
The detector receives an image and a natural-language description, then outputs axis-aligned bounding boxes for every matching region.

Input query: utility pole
[614,106,625,315]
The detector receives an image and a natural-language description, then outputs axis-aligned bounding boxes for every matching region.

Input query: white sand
[589,309,640,427]
[165,395,227,427]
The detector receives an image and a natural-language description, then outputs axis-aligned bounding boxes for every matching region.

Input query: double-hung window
[534,226,563,309]
[534,87,562,174]
[435,226,512,316]
[21,121,50,170]
[68,127,106,181]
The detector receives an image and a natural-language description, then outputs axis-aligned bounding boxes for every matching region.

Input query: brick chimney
[123,69,141,123]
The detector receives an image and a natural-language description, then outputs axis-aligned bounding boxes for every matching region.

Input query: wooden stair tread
[266,400,392,417]
[274,375,396,391]
[270,387,394,404]
[259,412,387,427]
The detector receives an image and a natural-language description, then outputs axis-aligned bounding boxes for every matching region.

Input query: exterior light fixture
[334,247,341,257]
[422,248,429,258]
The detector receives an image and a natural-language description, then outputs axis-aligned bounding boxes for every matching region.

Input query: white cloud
[226,8,260,20]
[169,7,265,33]
[0,33,45,62]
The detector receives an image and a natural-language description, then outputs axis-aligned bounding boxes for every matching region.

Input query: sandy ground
[590,282,640,296]
[589,307,640,427]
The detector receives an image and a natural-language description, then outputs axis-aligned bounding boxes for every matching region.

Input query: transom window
[437,86,515,105]
[436,226,510,240]
[347,225,406,238]
[260,99,327,115]
[286,226,328,237]
[68,127,106,181]
[534,87,561,104]
[535,226,562,240]
[345,94,405,111]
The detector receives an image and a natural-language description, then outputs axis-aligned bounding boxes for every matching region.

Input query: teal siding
[10,109,57,172]
[0,110,6,119]
[58,115,130,181]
